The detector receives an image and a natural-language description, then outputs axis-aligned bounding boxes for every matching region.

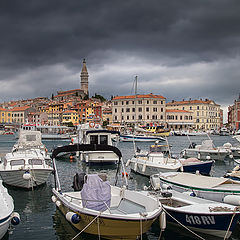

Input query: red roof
[166,109,192,113]
[112,93,165,100]
[167,99,217,106]
[11,106,30,112]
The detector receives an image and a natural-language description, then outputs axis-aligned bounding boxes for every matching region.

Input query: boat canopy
[163,172,236,189]
[16,130,43,148]
[51,144,122,159]
[86,130,120,135]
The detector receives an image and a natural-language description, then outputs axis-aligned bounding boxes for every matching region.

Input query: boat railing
[64,193,112,213]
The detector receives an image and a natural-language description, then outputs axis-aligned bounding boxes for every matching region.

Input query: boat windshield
[10,159,25,166]
[28,159,43,165]
[100,135,108,145]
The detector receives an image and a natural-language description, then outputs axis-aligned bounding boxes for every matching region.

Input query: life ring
[89,122,95,128]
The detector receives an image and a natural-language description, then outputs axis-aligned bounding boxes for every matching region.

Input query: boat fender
[126,159,131,167]
[142,164,146,173]
[182,191,196,197]
[66,212,80,224]
[162,184,172,190]
[180,166,184,172]
[150,176,161,190]
[206,155,211,160]
[229,154,233,159]
[51,195,57,203]
[56,200,61,207]
[11,212,20,225]
[223,195,240,206]
[159,211,166,231]
[197,153,201,159]
[134,162,138,172]
[23,172,32,180]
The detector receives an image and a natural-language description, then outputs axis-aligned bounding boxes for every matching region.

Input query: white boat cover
[16,130,43,148]
[81,174,111,211]
[163,172,236,189]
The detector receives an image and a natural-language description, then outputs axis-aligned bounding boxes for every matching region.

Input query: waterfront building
[47,111,61,126]
[166,99,221,130]
[166,109,194,131]
[228,94,240,130]
[11,106,36,124]
[0,108,12,123]
[27,112,48,125]
[62,110,79,126]
[80,59,89,95]
[112,93,166,126]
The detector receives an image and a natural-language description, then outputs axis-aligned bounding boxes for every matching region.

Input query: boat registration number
[186,215,215,225]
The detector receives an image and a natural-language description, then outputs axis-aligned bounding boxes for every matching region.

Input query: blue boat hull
[182,161,214,175]
[165,208,239,238]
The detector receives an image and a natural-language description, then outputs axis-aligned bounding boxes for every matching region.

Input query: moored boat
[51,144,165,239]
[0,180,20,239]
[152,171,240,204]
[148,178,240,239]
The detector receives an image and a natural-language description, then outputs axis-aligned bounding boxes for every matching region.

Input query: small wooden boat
[51,144,165,240]
[148,178,240,239]
[152,172,240,205]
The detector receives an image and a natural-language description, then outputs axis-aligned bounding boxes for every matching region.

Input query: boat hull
[82,151,118,164]
[0,215,11,239]
[53,190,160,240]
[165,209,238,238]
[120,135,165,142]
[0,169,53,189]
[182,160,214,175]
[128,159,180,177]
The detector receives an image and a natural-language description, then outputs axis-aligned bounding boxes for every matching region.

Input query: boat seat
[110,198,146,214]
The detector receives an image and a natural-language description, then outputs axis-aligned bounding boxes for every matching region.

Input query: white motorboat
[126,143,182,176]
[120,133,165,142]
[51,144,165,240]
[0,180,20,239]
[219,127,230,136]
[148,179,240,239]
[73,123,121,164]
[0,131,53,189]
[153,172,240,204]
[222,142,240,158]
[17,123,71,140]
[181,139,232,161]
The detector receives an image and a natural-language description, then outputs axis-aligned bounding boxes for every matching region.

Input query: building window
[180,116,182,120]
[153,107,157,112]
[126,108,130,112]
[114,116,117,120]
[161,101,163,104]
[153,100,157,104]
[122,101,124,105]
[146,107,149,112]
[138,107,142,112]
[147,115,149,119]
[138,100,142,104]
[190,106,192,110]
[114,102,118,105]
[132,108,135,112]
[160,115,163,120]
[147,100,149,104]
[138,115,142,120]
[182,107,184,110]
[126,101,129,105]
[132,101,134,104]
[115,109,117,113]
[197,106,199,110]
[175,116,178,120]
[132,116,135,120]
[127,116,129,120]
[122,108,124,113]
[161,108,163,112]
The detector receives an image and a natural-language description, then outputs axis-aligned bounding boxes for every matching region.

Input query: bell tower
[80,59,89,95]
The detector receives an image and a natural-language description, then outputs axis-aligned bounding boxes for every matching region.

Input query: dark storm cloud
[0,0,240,120]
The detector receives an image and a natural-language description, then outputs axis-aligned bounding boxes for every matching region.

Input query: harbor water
[1,134,240,240]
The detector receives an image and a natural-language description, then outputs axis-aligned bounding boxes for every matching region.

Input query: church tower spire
[80,59,89,95]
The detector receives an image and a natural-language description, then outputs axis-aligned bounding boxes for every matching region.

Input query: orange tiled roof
[11,106,30,111]
[63,110,77,114]
[166,99,216,106]
[112,93,165,100]
[166,109,192,113]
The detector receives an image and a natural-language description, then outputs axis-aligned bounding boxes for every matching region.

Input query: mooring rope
[223,206,240,240]
[71,212,101,240]
[162,208,205,240]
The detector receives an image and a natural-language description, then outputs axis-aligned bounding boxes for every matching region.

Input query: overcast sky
[1,0,240,121]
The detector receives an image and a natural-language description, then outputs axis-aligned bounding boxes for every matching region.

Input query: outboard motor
[189,142,196,149]
[72,172,86,191]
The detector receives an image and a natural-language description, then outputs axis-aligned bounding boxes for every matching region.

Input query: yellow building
[62,110,79,126]
[0,108,12,123]
[166,99,221,130]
